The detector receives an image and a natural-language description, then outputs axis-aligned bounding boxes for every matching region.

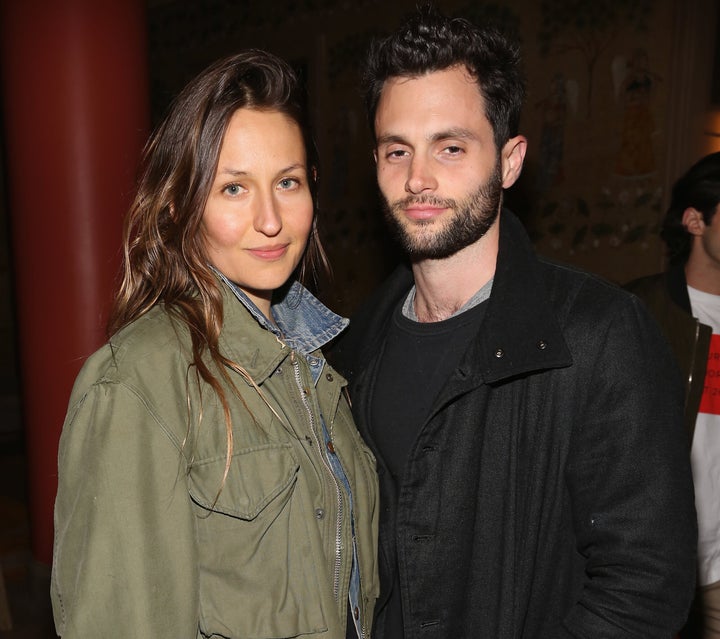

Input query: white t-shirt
[688,285,720,586]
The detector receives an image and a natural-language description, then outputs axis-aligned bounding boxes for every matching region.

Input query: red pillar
[0,0,150,564]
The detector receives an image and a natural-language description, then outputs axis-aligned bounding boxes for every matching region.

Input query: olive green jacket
[51,283,379,638]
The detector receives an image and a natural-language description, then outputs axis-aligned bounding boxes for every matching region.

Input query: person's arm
[561,294,697,638]
[51,380,199,638]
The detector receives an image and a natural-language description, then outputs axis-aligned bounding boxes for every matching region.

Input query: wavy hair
[108,50,327,491]
[362,5,525,150]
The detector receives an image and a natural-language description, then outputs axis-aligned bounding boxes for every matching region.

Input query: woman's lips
[247,244,289,259]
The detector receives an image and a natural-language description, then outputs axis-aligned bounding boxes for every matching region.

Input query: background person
[50,50,379,639]
[627,151,720,639]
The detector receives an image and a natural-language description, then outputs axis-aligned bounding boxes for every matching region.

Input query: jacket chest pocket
[188,443,329,638]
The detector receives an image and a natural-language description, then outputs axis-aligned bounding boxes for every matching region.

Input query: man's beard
[381,159,503,261]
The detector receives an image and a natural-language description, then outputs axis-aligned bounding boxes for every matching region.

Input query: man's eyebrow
[376,134,407,147]
[429,127,477,142]
[376,128,478,146]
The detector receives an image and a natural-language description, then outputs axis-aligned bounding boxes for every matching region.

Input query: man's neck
[685,252,720,296]
[410,222,499,322]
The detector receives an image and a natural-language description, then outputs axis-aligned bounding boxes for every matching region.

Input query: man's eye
[445,145,463,154]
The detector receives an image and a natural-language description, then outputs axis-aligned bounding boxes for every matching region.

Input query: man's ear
[682,207,706,236]
[500,135,527,189]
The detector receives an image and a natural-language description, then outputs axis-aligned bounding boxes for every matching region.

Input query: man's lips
[403,205,446,221]
[246,244,289,259]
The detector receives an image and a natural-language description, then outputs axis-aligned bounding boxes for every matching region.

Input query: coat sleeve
[560,293,697,638]
[51,379,199,638]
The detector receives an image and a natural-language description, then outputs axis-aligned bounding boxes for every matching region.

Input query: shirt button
[354,606,359,619]
[495,348,505,358]
[537,340,548,350]
[315,508,325,519]
[327,441,335,454]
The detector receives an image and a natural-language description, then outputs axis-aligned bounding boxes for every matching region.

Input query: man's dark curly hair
[362,4,525,151]
[661,152,720,266]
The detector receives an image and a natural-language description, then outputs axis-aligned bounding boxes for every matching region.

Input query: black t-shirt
[370,295,487,636]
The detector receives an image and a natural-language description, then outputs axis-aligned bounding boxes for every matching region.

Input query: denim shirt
[216,270,365,637]
[215,269,348,385]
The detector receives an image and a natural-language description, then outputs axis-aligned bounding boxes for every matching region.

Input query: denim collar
[213,269,348,383]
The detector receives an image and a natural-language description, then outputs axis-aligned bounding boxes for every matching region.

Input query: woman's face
[202,108,314,317]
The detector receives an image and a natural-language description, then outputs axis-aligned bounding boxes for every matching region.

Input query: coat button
[537,340,547,350]
[315,508,325,519]
[494,348,504,358]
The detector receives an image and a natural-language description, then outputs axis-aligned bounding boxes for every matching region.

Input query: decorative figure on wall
[534,72,578,191]
[612,48,662,178]
[538,0,653,118]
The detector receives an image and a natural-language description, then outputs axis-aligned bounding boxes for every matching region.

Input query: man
[627,152,720,639]
[334,7,697,638]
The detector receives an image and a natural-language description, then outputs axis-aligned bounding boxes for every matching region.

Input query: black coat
[334,210,697,639]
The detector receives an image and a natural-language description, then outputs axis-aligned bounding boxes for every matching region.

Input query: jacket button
[275,366,282,375]
[537,340,547,350]
[326,372,334,382]
[315,508,325,519]
[494,348,504,358]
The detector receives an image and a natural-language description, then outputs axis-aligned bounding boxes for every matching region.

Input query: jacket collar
[353,209,573,385]
[665,264,692,314]
[215,270,348,384]
[473,209,573,383]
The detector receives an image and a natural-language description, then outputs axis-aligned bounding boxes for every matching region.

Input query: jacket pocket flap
[188,443,299,519]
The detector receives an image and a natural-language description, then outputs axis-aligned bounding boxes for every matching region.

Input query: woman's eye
[278,177,300,190]
[223,183,244,196]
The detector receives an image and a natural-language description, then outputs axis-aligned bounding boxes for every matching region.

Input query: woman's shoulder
[73,305,191,397]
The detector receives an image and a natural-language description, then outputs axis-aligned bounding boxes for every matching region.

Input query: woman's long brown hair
[108,50,328,490]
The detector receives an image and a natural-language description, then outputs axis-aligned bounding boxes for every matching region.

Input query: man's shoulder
[330,264,412,377]
[536,256,637,314]
[624,271,668,299]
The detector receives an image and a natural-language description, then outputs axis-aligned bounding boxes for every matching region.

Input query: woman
[50,50,379,639]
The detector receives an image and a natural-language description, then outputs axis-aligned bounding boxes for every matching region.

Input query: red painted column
[0,0,150,564]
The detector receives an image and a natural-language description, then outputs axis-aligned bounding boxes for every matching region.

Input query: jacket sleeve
[561,294,697,638]
[51,379,199,638]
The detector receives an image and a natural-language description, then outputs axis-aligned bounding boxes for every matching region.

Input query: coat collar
[474,209,573,383]
[351,209,573,385]
[665,264,692,314]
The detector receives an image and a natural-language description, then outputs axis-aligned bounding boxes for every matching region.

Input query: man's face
[373,65,522,260]
[699,204,720,266]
